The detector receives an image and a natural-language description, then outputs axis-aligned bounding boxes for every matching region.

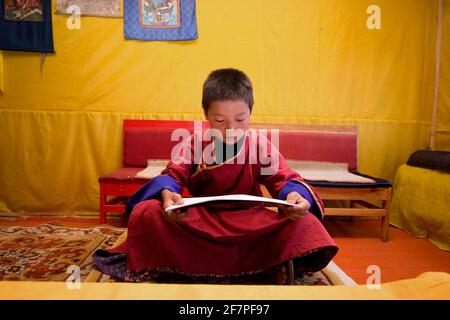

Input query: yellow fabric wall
[0,0,440,213]
[436,0,450,151]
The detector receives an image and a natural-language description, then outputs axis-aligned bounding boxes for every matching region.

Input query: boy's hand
[161,189,185,222]
[278,192,310,220]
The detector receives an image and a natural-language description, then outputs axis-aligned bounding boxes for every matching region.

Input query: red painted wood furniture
[98,121,391,241]
[98,120,208,224]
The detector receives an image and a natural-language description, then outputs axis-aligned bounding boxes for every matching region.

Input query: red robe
[95,131,338,281]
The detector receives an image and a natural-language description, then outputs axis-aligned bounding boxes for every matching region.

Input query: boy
[93,68,337,284]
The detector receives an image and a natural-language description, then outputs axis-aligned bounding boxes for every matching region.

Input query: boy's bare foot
[262,263,288,285]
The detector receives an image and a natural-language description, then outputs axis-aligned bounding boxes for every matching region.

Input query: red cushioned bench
[99,120,392,241]
[98,120,208,224]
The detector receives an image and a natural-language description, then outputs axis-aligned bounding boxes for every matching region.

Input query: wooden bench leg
[380,188,392,242]
[99,184,107,225]
[286,260,295,285]
[349,200,356,222]
[381,216,389,242]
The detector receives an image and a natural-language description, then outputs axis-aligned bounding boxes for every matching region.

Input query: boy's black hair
[202,68,254,114]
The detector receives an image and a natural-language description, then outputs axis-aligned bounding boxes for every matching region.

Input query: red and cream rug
[0,223,354,285]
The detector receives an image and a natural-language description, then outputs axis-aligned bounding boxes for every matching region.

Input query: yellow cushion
[390,164,450,251]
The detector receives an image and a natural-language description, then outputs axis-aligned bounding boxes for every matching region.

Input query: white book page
[165,194,297,212]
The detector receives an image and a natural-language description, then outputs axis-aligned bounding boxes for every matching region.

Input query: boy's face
[205,100,250,144]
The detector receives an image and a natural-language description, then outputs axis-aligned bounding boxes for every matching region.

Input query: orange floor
[323,218,450,284]
[1,215,449,284]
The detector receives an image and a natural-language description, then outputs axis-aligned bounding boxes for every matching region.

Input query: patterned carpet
[89,231,337,285]
[0,223,125,281]
[95,268,334,285]
[0,223,347,285]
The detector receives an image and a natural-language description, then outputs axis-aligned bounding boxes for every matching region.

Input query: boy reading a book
[93,68,337,284]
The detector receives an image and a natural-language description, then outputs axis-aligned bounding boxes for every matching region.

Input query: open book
[165,194,297,212]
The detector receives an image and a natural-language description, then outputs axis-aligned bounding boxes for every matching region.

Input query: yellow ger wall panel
[0,0,445,213]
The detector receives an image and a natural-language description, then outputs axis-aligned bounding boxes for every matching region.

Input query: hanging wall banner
[55,0,121,18]
[4,0,44,21]
[124,0,198,41]
[0,0,54,52]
